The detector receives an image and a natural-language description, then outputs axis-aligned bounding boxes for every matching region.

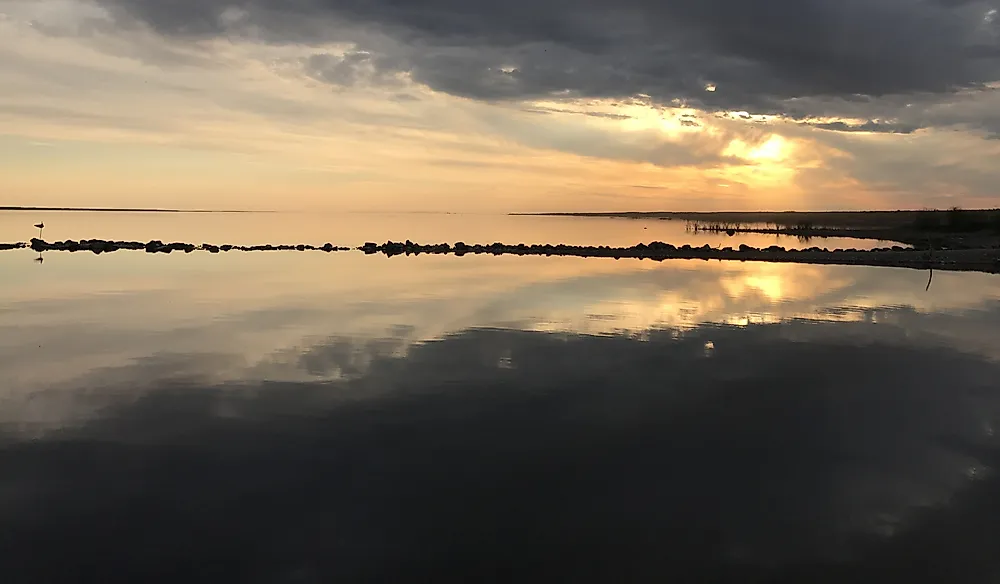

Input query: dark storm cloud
[809,120,922,134]
[777,87,1000,137]
[97,0,1000,117]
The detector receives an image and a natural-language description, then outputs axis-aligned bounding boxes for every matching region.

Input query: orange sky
[2,2,999,213]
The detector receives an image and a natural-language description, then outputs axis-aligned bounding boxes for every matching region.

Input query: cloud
[803,120,919,134]
[93,0,999,119]
[7,0,1000,207]
[302,50,408,89]
[519,106,633,120]
[2,322,1000,580]
[802,119,1000,200]
[781,86,1000,137]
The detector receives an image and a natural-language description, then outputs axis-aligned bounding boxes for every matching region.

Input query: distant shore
[512,209,998,226]
[515,209,1000,249]
[0,206,264,213]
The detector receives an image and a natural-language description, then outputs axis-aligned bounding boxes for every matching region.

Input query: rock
[9,236,993,275]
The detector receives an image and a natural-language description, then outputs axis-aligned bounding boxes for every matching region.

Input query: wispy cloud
[1,0,999,210]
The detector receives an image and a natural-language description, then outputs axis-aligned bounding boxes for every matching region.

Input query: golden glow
[724,135,789,162]
[524,261,873,335]
[525,99,710,138]
[738,273,785,301]
[7,11,991,213]
[750,136,787,161]
[0,12,869,213]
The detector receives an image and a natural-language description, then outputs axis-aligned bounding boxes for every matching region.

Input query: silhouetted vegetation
[681,209,1000,247]
[689,220,822,235]
[536,210,1000,232]
[912,208,1000,233]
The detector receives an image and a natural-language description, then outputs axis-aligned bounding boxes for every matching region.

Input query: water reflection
[2,247,1000,582]
[3,254,1000,414]
[2,323,999,582]
[0,211,895,250]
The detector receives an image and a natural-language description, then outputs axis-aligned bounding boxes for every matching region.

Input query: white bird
[34,222,44,239]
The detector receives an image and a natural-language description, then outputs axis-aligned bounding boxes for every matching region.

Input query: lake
[0,210,902,250]
[2,211,999,583]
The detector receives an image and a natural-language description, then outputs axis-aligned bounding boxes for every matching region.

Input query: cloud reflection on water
[1,322,999,582]
[2,250,1000,581]
[3,255,1000,425]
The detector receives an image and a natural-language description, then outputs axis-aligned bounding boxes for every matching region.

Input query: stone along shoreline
[3,238,999,274]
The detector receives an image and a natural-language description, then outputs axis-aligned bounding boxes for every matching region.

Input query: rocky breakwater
[0,242,28,251]
[27,239,351,254]
[359,240,1000,273]
[31,238,146,253]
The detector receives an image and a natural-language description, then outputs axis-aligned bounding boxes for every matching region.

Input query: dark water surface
[1,214,999,583]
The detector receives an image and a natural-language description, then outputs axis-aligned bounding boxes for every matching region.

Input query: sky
[1,0,999,212]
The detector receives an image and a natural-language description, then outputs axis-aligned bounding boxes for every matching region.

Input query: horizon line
[0,206,271,213]
[511,208,1000,215]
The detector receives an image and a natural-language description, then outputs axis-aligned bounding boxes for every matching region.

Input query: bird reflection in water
[33,221,45,264]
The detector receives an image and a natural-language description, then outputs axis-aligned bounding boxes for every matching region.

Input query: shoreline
[515,209,1000,250]
[6,238,999,274]
[358,241,999,274]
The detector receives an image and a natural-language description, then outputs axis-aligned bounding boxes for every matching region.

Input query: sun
[724,135,788,162]
[748,135,787,161]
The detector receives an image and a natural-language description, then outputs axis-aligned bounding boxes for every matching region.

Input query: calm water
[0,210,900,250]
[1,212,999,583]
